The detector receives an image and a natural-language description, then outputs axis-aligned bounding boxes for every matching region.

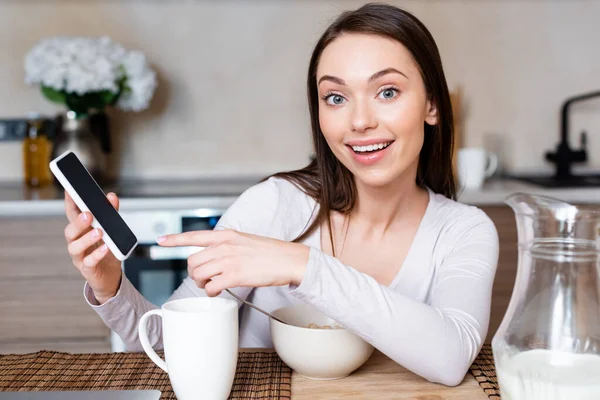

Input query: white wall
[1,0,599,181]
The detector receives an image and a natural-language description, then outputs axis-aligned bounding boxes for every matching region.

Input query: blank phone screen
[57,152,137,255]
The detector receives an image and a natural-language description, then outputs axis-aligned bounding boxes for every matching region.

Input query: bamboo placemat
[0,350,291,400]
[469,344,501,399]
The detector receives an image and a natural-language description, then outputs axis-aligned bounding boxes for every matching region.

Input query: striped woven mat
[0,350,291,399]
[469,344,501,399]
[0,344,502,399]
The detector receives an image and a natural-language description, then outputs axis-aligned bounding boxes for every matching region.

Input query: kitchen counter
[1,177,599,217]
[456,177,600,205]
[0,177,263,217]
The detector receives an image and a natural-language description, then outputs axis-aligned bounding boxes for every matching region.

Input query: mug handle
[138,309,168,373]
[485,152,499,178]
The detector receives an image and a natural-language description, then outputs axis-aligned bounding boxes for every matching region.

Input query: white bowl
[269,303,374,380]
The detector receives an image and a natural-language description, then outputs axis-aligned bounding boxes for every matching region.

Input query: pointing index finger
[157,229,231,247]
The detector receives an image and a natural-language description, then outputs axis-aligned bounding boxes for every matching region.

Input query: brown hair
[268,2,455,254]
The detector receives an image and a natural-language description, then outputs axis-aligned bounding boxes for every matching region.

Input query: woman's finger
[64,212,93,243]
[106,192,120,211]
[81,242,110,270]
[204,264,243,297]
[68,228,103,260]
[158,229,238,247]
[186,244,232,276]
[205,275,232,297]
[187,247,212,276]
[64,191,81,222]
[191,260,224,289]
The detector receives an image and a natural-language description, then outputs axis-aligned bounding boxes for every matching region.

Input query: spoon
[225,289,290,325]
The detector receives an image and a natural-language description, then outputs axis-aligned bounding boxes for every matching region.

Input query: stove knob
[153,222,167,235]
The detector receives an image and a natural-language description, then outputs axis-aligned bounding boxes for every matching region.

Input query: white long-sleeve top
[84,177,499,386]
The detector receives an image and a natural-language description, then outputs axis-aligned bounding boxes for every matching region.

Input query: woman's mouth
[349,141,393,154]
[346,141,394,166]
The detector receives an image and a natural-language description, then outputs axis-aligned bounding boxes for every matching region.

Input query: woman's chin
[354,170,396,188]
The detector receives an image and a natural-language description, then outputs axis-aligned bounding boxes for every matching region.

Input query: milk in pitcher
[496,349,600,400]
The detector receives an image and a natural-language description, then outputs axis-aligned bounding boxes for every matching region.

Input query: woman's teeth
[351,142,392,153]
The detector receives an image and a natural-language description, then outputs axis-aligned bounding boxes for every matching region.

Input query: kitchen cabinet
[479,206,518,343]
[0,216,110,354]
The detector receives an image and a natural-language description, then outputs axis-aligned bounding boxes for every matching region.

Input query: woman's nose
[350,100,377,133]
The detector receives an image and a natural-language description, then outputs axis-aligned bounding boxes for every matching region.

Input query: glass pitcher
[492,192,600,400]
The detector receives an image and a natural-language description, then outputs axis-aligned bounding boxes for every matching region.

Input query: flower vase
[52,110,107,183]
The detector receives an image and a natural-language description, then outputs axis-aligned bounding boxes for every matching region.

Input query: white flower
[24,36,156,112]
[117,51,157,112]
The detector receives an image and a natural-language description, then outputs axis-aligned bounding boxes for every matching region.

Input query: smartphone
[49,151,138,261]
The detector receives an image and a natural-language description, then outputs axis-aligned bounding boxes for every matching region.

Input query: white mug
[138,297,239,400]
[457,147,498,190]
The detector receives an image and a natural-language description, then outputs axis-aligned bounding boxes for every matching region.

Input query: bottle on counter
[23,113,53,188]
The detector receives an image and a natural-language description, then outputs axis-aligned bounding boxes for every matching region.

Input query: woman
[63,3,498,386]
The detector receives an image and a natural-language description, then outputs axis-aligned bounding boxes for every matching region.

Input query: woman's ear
[424,98,438,126]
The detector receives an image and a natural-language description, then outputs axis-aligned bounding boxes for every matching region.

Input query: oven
[111,204,230,352]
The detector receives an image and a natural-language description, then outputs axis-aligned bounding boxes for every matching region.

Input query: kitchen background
[1,0,600,181]
[1,0,600,355]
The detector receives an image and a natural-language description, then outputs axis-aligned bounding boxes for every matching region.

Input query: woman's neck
[352,175,429,233]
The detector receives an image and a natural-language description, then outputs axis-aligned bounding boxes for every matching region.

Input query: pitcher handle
[485,152,499,178]
[138,309,168,372]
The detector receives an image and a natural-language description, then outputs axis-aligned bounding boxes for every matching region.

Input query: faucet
[545,90,600,179]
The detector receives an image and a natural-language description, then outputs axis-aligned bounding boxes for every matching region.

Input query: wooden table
[292,350,488,399]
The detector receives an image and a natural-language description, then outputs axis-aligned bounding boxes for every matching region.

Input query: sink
[510,174,600,188]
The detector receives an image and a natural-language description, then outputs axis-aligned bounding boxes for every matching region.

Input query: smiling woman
[60,2,499,388]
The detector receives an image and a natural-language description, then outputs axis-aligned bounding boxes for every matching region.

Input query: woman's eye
[326,94,346,105]
[378,88,399,100]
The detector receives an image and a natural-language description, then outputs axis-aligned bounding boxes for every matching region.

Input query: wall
[1,0,599,181]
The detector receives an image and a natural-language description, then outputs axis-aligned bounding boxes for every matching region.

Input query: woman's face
[316,33,438,188]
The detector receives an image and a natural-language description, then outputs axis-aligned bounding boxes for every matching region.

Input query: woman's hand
[63,191,123,304]
[156,229,310,297]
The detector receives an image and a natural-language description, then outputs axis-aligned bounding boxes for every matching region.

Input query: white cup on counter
[138,297,239,400]
[457,147,498,190]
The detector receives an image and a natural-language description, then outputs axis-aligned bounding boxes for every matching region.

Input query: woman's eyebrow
[318,67,408,86]
[368,67,408,82]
